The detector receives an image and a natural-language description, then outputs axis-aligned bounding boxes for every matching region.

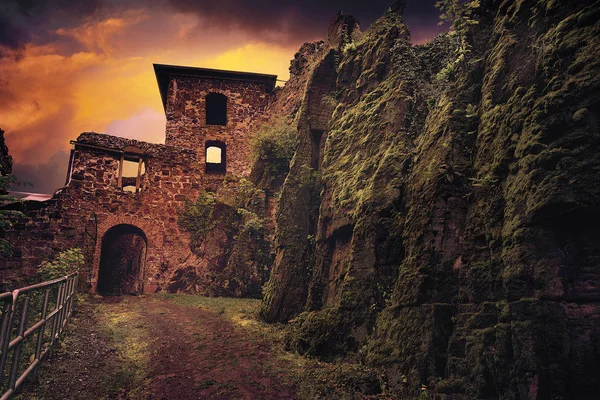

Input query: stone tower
[154,64,277,177]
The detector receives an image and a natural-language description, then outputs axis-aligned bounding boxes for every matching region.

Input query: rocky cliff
[260,0,600,398]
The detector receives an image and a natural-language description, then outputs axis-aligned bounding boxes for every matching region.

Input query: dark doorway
[205,93,227,125]
[97,224,147,295]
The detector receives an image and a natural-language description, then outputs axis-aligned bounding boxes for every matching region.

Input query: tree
[0,175,26,256]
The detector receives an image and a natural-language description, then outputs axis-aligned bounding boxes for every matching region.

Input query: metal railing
[0,273,78,400]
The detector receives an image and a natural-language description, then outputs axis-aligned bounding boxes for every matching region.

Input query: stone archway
[91,215,164,294]
[97,224,147,295]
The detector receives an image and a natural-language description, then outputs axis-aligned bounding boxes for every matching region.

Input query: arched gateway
[97,224,147,295]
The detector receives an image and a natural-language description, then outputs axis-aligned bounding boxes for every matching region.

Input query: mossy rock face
[260,50,340,323]
[173,191,273,297]
[286,309,358,359]
[262,0,600,398]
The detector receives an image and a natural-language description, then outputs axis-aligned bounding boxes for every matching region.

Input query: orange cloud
[0,9,296,193]
[200,42,292,79]
[55,10,148,56]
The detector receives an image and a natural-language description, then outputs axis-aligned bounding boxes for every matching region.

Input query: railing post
[60,280,69,334]
[49,283,64,355]
[34,289,51,363]
[8,297,29,392]
[70,276,78,315]
[0,296,13,388]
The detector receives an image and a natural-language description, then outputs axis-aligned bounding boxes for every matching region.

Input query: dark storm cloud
[166,0,444,43]
[0,0,104,50]
[0,0,444,53]
[11,150,69,194]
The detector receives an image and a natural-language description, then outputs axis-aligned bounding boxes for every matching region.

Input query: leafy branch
[435,0,481,81]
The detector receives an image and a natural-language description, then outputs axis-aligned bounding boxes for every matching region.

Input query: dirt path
[134,296,296,399]
[18,295,297,400]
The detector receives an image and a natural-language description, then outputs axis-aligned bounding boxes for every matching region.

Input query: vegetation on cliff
[176,181,273,298]
[261,0,600,398]
[250,117,298,187]
[178,191,217,246]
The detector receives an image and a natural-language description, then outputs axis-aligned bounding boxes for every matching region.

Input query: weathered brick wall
[1,133,205,292]
[68,133,206,292]
[165,77,273,177]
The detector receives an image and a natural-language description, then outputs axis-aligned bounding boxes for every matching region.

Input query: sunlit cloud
[201,42,294,78]
[56,10,148,55]
[1,0,444,193]
[105,107,166,144]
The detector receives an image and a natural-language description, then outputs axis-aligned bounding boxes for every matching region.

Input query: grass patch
[158,293,261,326]
[95,297,151,398]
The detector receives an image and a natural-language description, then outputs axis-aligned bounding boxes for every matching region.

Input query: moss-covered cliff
[260,0,600,398]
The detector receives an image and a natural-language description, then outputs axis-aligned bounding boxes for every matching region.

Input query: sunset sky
[0,0,444,193]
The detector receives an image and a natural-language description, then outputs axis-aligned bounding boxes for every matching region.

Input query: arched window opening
[206,93,227,126]
[205,141,226,174]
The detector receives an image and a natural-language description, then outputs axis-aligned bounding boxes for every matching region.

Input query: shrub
[0,174,27,256]
[251,118,297,175]
[38,248,85,281]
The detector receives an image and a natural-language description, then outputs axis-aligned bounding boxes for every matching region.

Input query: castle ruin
[1,65,277,294]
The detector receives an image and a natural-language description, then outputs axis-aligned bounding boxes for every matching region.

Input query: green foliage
[0,174,27,256]
[342,42,357,55]
[435,0,480,81]
[251,118,297,175]
[436,0,480,29]
[236,178,256,207]
[470,174,498,190]
[465,103,478,118]
[177,191,216,243]
[217,177,257,208]
[236,208,264,234]
[38,248,85,281]
[243,215,264,234]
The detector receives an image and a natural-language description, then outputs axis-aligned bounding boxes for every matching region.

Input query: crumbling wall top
[74,132,197,161]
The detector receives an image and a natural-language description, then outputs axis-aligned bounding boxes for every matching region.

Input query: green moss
[286,308,360,360]
[177,191,216,244]
[572,107,588,121]
[323,21,420,219]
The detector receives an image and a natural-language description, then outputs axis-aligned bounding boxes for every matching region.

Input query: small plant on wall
[177,191,216,245]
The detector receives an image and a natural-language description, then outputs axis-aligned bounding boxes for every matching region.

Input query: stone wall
[1,133,203,292]
[165,77,274,177]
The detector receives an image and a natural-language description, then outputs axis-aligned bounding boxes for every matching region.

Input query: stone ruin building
[1,64,277,294]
